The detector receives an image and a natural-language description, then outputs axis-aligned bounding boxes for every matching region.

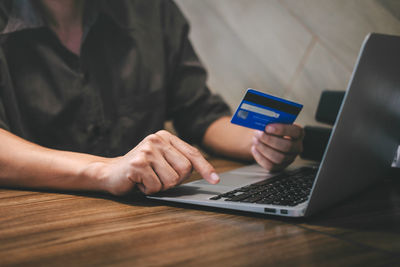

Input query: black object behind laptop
[301,90,345,161]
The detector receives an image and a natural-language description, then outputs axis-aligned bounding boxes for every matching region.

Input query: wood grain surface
[1,157,399,266]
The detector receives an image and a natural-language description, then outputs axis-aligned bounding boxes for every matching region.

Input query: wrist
[79,158,114,194]
[81,156,136,196]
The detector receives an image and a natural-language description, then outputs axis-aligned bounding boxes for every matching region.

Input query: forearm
[202,116,255,161]
[0,129,110,192]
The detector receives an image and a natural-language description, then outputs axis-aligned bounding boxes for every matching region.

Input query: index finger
[265,123,304,140]
[156,131,220,184]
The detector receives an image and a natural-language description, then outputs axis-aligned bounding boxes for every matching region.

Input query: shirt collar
[1,0,45,35]
[0,0,101,36]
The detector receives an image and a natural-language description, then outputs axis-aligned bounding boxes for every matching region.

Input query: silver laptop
[148,33,400,217]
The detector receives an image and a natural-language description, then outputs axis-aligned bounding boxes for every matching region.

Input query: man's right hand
[97,130,220,196]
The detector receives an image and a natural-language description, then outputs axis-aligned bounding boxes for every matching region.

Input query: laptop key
[240,194,264,203]
[225,193,252,202]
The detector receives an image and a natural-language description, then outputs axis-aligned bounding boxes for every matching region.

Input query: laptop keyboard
[209,167,317,206]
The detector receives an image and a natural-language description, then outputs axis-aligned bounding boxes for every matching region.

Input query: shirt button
[79,71,89,83]
[87,124,100,138]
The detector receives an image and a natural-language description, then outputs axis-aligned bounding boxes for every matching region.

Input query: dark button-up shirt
[0,0,231,157]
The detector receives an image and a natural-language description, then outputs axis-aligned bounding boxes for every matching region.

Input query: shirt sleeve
[0,49,10,131]
[163,1,231,145]
[0,96,8,130]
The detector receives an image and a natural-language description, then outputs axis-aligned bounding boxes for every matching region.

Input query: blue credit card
[231,89,303,131]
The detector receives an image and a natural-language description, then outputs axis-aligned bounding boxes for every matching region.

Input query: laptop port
[264,208,276,213]
[280,209,288,214]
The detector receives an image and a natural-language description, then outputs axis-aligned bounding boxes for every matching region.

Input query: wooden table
[1,157,399,266]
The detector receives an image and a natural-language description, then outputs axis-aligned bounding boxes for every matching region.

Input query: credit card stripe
[240,103,280,118]
[244,91,302,115]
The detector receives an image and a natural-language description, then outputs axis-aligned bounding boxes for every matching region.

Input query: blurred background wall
[175,0,400,127]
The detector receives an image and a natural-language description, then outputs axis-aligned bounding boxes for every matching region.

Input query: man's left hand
[251,123,304,172]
